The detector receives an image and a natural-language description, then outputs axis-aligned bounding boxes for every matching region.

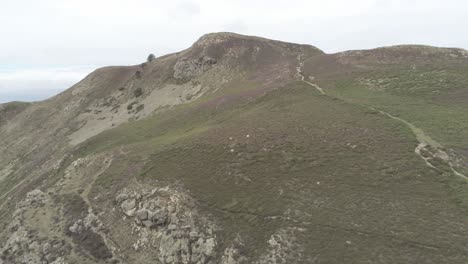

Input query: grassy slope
[76,80,468,263]
[304,50,468,153]
[323,66,468,149]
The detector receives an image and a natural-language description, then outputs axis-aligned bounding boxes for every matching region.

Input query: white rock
[121,198,136,212]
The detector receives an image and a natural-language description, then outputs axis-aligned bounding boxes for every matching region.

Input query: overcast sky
[1,0,467,103]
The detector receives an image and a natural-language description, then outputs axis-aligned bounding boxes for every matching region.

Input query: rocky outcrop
[173,56,217,80]
[62,194,113,262]
[115,187,218,263]
[0,190,71,264]
[256,228,309,264]
[220,237,249,264]
[68,210,104,235]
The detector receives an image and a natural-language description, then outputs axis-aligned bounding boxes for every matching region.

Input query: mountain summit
[1,33,468,264]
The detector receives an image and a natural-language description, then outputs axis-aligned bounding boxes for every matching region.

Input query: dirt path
[53,154,119,259]
[296,54,325,95]
[369,107,466,178]
[296,52,467,180]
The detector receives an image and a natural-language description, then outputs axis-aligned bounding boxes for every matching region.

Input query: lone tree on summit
[147,54,156,62]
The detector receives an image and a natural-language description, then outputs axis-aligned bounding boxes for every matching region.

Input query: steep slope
[1,33,467,264]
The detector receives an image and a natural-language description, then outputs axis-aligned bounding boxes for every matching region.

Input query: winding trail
[55,154,118,258]
[296,54,325,95]
[295,52,467,180]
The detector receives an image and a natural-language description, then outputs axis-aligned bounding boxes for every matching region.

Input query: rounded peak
[193,32,270,47]
[192,32,324,55]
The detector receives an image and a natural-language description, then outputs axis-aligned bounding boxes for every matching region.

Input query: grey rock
[194,237,216,258]
[45,253,54,262]
[21,253,42,264]
[28,241,40,251]
[149,209,168,226]
[142,220,155,228]
[24,189,47,207]
[174,56,217,80]
[42,242,51,255]
[135,209,148,220]
[69,220,83,234]
[159,230,191,263]
[115,193,129,203]
[158,229,216,264]
[121,199,136,215]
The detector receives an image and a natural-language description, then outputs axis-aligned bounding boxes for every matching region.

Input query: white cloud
[1,0,468,102]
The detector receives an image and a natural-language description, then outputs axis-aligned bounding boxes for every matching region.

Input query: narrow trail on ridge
[296,53,325,95]
[295,51,467,180]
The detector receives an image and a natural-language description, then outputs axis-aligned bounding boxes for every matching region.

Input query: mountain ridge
[4,32,468,106]
[1,32,468,264]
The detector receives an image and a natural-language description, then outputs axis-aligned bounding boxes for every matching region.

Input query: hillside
[1,32,467,264]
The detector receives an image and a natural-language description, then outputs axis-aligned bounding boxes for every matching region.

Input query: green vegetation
[81,81,466,260]
[319,66,468,149]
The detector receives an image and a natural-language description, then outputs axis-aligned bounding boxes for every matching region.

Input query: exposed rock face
[68,210,103,235]
[220,237,249,264]
[256,228,308,264]
[114,188,218,263]
[0,190,71,264]
[121,198,137,216]
[158,229,216,264]
[173,56,217,80]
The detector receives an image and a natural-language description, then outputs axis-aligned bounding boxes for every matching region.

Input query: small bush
[147,54,156,62]
[134,88,143,98]
[135,70,142,79]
